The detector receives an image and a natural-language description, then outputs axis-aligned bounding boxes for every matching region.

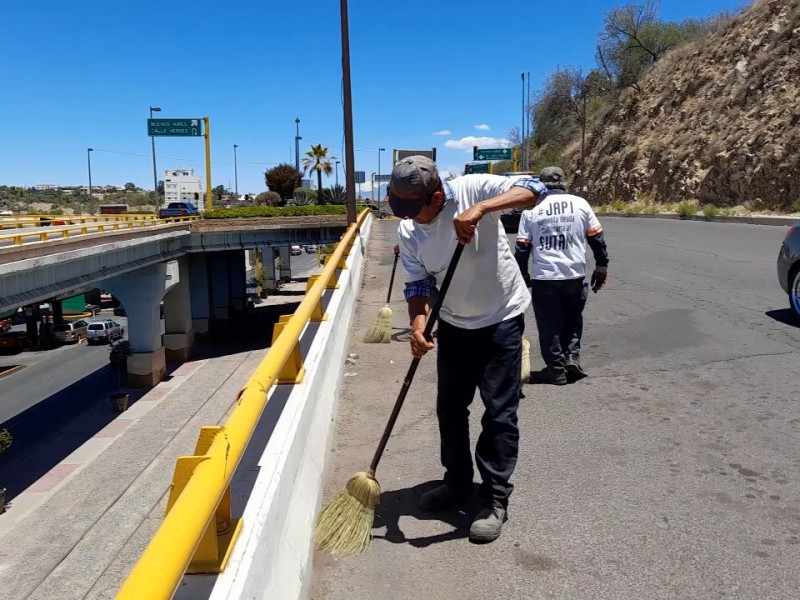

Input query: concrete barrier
[198,214,373,600]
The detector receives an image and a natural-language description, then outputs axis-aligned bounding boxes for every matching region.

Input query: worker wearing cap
[515,166,609,385]
[389,155,548,542]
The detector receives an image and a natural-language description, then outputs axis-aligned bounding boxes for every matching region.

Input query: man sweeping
[514,166,609,385]
[389,156,547,542]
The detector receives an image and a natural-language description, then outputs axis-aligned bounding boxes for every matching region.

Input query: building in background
[163,168,204,210]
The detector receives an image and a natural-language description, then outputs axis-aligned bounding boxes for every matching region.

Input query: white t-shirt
[398,174,531,330]
[517,191,602,280]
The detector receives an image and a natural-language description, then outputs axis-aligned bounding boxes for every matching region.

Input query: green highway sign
[147,118,203,137]
[473,147,512,161]
[464,162,490,174]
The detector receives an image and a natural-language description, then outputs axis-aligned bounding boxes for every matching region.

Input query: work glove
[591,266,608,293]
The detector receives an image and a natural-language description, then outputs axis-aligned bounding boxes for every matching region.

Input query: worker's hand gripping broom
[362,251,399,343]
[315,243,465,555]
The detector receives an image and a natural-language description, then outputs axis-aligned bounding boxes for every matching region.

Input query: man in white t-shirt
[515,166,609,385]
[389,155,547,543]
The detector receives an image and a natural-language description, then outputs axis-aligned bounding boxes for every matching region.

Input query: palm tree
[301,144,336,204]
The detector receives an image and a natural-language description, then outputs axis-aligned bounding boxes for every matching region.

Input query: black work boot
[530,366,568,386]
[419,484,471,512]
[565,356,587,382]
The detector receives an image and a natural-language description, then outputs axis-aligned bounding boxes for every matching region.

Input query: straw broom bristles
[521,338,530,384]
[362,305,393,343]
[314,470,382,555]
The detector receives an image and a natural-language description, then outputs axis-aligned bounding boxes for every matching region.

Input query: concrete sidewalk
[313,218,800,600]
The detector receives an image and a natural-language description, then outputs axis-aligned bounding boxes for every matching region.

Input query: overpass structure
[0,214,350,386]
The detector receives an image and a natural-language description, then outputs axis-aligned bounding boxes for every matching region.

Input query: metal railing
[117,209,369,600]
[0,215,200,247]
[0,213,159,229]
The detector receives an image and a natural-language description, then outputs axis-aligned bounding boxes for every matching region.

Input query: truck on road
[158,202,200,219]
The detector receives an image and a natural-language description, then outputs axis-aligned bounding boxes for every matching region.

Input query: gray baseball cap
[539,166,566,184]
[387,156,441,218]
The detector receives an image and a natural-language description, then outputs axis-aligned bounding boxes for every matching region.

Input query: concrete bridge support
[189,254,210,337]
[162,257,194,363]
[278,246,291,282]
[103,263,167,388]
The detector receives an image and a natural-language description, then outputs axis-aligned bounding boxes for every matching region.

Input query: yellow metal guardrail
[0,214,158,229]
[0,216,200,247]
[117,209,369,600]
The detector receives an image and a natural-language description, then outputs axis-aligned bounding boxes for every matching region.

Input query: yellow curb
[0,364,25,379]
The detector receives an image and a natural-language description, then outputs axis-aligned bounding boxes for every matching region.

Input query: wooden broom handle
[369,243,465,473]
[386,253,399,304]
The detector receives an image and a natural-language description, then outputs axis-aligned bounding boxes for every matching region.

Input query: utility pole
[340,0,357,224]
[233,144,239,200]
[149,106,161,204]
[526,71,531,171]
[87,148,93,200]
[294,118,301,174]
[520,72,526,173]
[580,92,587,190]
[377,148,385,205]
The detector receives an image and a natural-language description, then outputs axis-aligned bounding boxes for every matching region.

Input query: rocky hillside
[572,0,800,210]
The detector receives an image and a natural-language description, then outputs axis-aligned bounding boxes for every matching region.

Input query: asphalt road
[0,312,129,425]
[315,217,800,600]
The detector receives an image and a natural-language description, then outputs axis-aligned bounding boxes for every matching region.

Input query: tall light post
[377,147,385,204]
[87,148,94,200]
[233,144,239,200]
[520,72,526,173]
[335,160,340,187]
[149,106,161,204]
[294,118,301,174]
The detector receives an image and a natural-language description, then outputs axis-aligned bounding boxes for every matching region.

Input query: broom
[362,252,399,343]
[315,243,465,555]
[521,338,530,384]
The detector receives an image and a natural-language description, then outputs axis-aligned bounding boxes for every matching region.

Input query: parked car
[500,210,522,234]
[158,202,200,219]
[53,319,89,343]
[305,244,318,254]
[113,305,126,317]
[777,219,800,319]
[290,245,302,256]
[0,317,11,333]
[0,331,30,354]
[86,320,124,345]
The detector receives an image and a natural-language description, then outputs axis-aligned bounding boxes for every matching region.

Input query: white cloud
[444,136,510,152]
[433,130,451,136]
[474,124,491,131]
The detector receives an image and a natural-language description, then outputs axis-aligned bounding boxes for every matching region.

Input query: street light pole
[377,147,385,204]
[335,160,340,187]
[294,118,301,174]
[520,72,526,173]
[87,148,93,200]
[340,0,357,224]
[233,144,239,200]
[149,106,161,204]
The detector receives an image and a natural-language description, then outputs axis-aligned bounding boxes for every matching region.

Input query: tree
[301,144,336,204]
[255,191,282,206]
[124,182,136,191]
[597,1,684,91]
[212,185,226,201]
[157,180,164,194]
[264,163,302,200]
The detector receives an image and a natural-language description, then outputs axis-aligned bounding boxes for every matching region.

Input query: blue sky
[0,0,745,196]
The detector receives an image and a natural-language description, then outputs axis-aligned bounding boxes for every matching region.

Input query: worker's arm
[454,177,548,244]
[585,208,609,292]
[404,279,434,358]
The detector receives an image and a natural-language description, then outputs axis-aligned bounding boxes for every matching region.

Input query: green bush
[610,199,627,212]
[791,197,800,213]
[677,202,697,218]
[702,204,720,218]
[0,429,12,454]
[202,205,348,219]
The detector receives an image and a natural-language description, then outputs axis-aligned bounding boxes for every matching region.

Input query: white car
[290,245,302,256]
[86,320,124,345]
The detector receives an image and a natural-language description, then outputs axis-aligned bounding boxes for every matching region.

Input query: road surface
[315,216,800,600]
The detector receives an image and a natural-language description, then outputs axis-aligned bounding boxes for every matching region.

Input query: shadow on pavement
[765,309,799,328]
[372,481,477,548]
[0,363,148,501]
